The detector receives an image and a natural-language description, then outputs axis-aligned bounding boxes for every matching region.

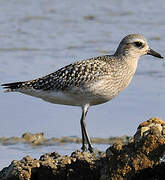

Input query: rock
[0,118,165,180]
[0,150,106,180]
[0,156,40,180]
[134,117,165,142]
[106,117,165,180]
[22,133,45,145]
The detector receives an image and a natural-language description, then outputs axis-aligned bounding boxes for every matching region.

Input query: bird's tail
[1,81,25,92]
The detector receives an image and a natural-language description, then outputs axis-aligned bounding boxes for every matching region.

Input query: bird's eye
[134,41,143,48]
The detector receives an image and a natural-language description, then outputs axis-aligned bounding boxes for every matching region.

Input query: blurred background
[0,0,165,169]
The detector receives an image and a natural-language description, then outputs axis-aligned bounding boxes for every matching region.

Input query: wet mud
[0,133,130,146]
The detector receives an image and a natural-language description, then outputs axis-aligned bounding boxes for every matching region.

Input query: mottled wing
[23,55,115,91]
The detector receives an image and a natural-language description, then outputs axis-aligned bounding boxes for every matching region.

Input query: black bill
[147,48,163,59]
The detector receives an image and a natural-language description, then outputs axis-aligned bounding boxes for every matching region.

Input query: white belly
[19,85,111,107]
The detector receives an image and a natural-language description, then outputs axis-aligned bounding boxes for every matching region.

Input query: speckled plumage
[2,34,163,152]
[3,55,134,106]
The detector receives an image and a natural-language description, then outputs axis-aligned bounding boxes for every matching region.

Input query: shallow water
[0,0,165,170]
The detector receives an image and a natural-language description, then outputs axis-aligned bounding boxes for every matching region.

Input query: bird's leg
[80,116,87,151]
[80,104,94,153]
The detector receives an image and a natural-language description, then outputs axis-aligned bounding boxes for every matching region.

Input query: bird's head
[115,34,163,59]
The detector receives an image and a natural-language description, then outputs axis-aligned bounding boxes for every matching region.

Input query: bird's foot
[81,145,94,153]
[88,146,94,153]
[81,145,87,152]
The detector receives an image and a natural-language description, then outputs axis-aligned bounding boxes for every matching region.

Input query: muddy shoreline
[0,132,130,147]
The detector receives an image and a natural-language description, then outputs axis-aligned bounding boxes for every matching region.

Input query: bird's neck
[125,57,139,74]
[115,53,139,74]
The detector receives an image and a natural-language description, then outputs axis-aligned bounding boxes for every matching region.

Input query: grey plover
[2,34,163,152]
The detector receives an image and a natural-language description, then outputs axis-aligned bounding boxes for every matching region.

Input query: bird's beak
[147,48,163,59]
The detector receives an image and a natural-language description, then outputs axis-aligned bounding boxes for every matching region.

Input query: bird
[2,34,163,153]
